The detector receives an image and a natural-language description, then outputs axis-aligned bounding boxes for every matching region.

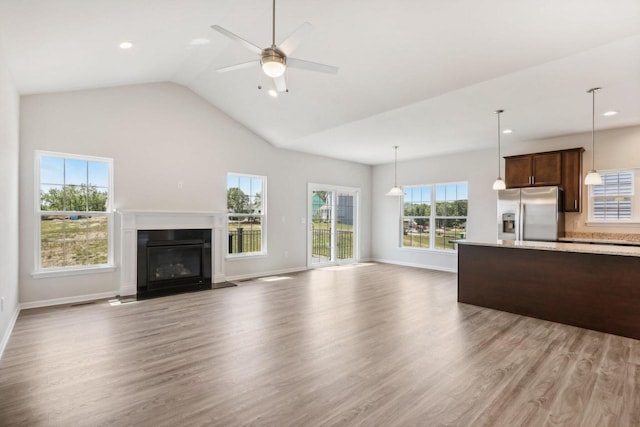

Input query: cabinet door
[562,150,583,212]
[532,152,562,186]
[505,156,532,188]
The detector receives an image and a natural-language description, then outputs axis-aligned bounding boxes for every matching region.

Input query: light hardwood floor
[1,263,639,426]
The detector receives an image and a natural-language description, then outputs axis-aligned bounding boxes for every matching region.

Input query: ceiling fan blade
[274,75,287,93]
[211,25,262,55]
[287,58,339,74]
[216,60,260,73]
[278,22,313,56]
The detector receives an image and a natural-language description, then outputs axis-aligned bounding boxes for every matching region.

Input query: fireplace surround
[118,210,226,298]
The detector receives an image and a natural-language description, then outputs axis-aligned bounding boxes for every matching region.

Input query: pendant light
[492,109,506,190]
[386,146,403,196]
[584,87,603,186]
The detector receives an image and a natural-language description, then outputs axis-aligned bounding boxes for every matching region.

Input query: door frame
[307,183,360,268]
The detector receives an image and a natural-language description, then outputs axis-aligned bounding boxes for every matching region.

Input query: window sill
[585,221,640,228]
[226,252,268,261]
[31,265,116,279]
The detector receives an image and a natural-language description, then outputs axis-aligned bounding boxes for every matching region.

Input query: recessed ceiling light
[268,89,278,98]
[119,41,133,49]
[190,38,210,46]
[603,111,618,116]
[502,129,513,134]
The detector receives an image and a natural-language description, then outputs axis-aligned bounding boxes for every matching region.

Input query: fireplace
[137,229,212,299]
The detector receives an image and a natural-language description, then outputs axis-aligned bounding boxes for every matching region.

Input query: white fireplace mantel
[117,210,227,296]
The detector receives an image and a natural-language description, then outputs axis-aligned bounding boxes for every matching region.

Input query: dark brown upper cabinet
[504,148,584,212]
[562,148,585,212]
[505,151,562,188]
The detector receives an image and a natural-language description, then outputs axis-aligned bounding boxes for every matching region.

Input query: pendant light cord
[393,145,398,187]
[495,110,503,177]
[497,112,501,176]
[591,88,596,170]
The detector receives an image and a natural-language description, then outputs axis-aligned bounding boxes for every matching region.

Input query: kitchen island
[457,240,640,340]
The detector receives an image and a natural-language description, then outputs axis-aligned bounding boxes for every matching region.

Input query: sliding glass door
[308,185,358,267]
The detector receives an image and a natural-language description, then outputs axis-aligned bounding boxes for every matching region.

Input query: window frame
[226,172,267,259]
[588,169,635,223]
[33,150,115,278]
[401,181,468,252]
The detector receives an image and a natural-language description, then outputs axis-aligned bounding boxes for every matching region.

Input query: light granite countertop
[456,239,640,257]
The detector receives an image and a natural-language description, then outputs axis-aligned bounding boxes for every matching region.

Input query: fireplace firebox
[137,229,212,299]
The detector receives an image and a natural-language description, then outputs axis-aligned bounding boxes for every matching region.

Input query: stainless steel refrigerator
[497,186,565,241]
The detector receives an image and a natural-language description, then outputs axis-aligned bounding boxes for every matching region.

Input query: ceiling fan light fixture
[261,48,286,77]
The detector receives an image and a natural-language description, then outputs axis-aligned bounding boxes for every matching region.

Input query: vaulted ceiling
[1,0,639,164]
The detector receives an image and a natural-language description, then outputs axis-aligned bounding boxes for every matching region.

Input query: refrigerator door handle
[519,204,524,241]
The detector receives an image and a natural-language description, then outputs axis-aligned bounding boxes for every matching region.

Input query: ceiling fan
[211,0,338,93]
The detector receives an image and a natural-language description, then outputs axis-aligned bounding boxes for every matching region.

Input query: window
[36,151,113,273]
[402,182,468,251]
[227,173,266,256]
[590,169,634,221]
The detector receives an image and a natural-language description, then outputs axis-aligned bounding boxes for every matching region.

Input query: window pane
[41,156,65,185]
[403,219,430,248]
[457,183,468,200]
[41,241,65,268]
[446,183,457,201]
[41,216,64,243]
[89,187,108,212]
[88,240,108,265]
[65,158,88,186]
[65,240,88,266]
[403,188,412,203]
[228,219,262,254]
[40,185,64,211]
[251,177,262,197]
[88,161,109,187]
[88,216,108,239]
[435,218,465,250]
[227,186,250,213]
[435,184,446,202]
[64,185,88,211]
[64,217,88,240]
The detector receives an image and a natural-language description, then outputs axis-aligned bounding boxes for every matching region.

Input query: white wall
[19,83,372,304]
[371,125,640,272]
[371,148,497,272]
[0,34,20,353]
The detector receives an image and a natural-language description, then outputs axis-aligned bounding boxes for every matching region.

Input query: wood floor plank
[0,263,639,426]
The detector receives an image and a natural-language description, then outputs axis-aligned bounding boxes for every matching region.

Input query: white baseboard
[226,266,308,282]
[20,291,118,310]
[0,305,21,360]
[371,258,458,273]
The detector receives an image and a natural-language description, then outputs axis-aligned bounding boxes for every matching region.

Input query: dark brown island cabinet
[504,147,584,212]
[457,241,640,341]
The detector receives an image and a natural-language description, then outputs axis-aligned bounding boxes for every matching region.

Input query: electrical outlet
[177,180,184,189]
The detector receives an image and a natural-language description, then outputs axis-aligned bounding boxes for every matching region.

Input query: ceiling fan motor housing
[261,47,287,77]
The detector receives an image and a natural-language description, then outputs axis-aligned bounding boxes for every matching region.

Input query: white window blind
[590,170,633,221]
